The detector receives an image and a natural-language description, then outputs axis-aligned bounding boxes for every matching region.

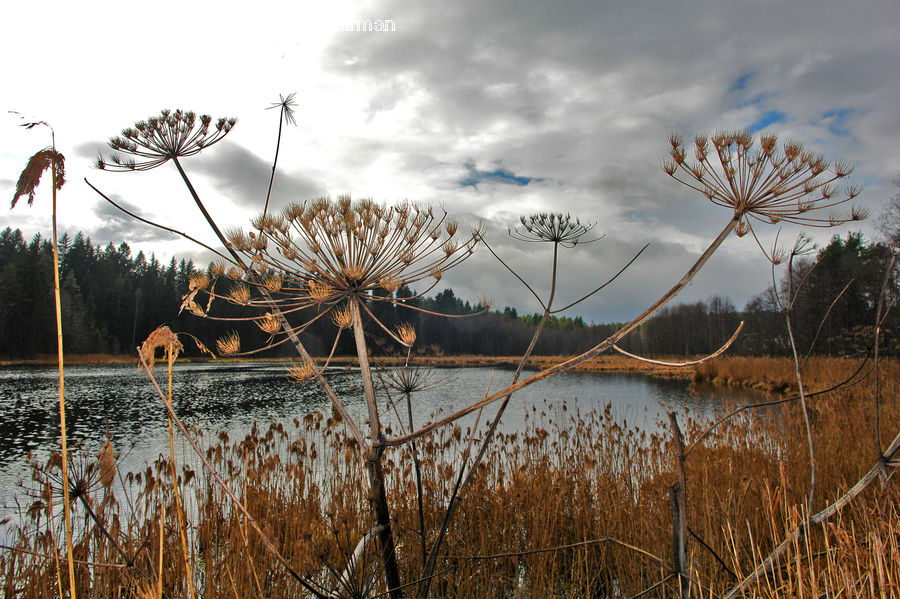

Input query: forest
[1,226,895,360]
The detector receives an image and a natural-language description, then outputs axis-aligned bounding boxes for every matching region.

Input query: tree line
[0,227,895,359]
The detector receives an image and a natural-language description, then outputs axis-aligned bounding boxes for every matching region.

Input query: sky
[1,0,898,324]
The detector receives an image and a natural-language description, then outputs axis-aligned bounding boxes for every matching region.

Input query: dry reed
[3,357,897,597]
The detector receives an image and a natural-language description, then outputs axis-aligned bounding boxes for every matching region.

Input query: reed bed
[2,357,898,597]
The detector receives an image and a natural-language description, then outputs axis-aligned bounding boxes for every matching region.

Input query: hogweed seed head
[256,312,281,335]
[665,129,864,231]
[510,213,600,247]
[397,323,417,346]
[97,109,237,171]
[228,284,251,305]
[331,305,353,329]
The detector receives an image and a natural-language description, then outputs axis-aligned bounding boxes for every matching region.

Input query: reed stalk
[11,120,78,597]
[166,342,196,599]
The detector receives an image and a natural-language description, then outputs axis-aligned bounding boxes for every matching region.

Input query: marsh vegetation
[2,100,898,598]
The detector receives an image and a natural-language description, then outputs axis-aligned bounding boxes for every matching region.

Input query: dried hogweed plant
[76,104,877,599]
[662,130,875,597]
[197,195,483,595]
[88,99,488,596]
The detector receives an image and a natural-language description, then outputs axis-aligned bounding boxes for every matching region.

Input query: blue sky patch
[821,108,854,136]
[748,110,786,132]
[459,162,542,187]
[729,72,753,93]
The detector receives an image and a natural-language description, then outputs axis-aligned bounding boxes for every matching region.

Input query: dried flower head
[228,283,251,305]
[12,148,65,209]
[189,273,210,290]
[263,274,283,293]
[138,326,184,371]
[664,129,864,231]
[397,323,417,346]
[96,440,116,489]
[510,213,599,247]
[332,305,353,329]
[249,196,478,301]
[97,109,237,171]
[216,331,241,357]
[381,365,453,396]
[287,361,318,384]
[256,312,281,335]
[209,260,226,276]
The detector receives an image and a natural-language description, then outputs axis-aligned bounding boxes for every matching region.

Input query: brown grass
[2,357,898,597]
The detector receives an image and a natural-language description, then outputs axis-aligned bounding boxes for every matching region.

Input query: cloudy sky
[1,0,898,323]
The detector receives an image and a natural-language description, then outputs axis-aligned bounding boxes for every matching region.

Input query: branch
[479,235,546,310]
[723,421,900,599]
[611,321,744,367]
[383,216,739,447]
[85,178,237,266]
[800,279,854,366]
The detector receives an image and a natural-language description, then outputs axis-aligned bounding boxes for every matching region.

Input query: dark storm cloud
[324,0,899,191]
[316,0,899,320]
[186,144,322,212]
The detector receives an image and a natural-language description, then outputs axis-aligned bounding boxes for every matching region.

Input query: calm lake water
[0,362,761,518]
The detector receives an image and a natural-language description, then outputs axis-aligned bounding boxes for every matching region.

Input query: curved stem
[84,179,237,266]
[386,216,739,447]
[261,111,285,222]
[612,321,744,366]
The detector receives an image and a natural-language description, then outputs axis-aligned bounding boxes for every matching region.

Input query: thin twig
[612,321,744,366]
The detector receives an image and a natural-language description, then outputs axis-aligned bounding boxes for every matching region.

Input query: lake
[0,361,761,519]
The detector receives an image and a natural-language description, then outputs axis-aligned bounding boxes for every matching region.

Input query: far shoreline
[1,353,694,378]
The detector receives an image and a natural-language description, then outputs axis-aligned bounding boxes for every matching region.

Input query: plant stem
[349,297,403,597]
[51,147,77,599]
[785,252,816,512]
[419,241,559,596]
[386,216,739,447]
[167,344,196,599]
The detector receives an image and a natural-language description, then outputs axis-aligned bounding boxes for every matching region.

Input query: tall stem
[419,242,559,596]
[167,159,368,449]
[51,148,77,599]
[261,111,285,221]
[349,298,403,597]
[167,344,196,599]
[784,254,816,511]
